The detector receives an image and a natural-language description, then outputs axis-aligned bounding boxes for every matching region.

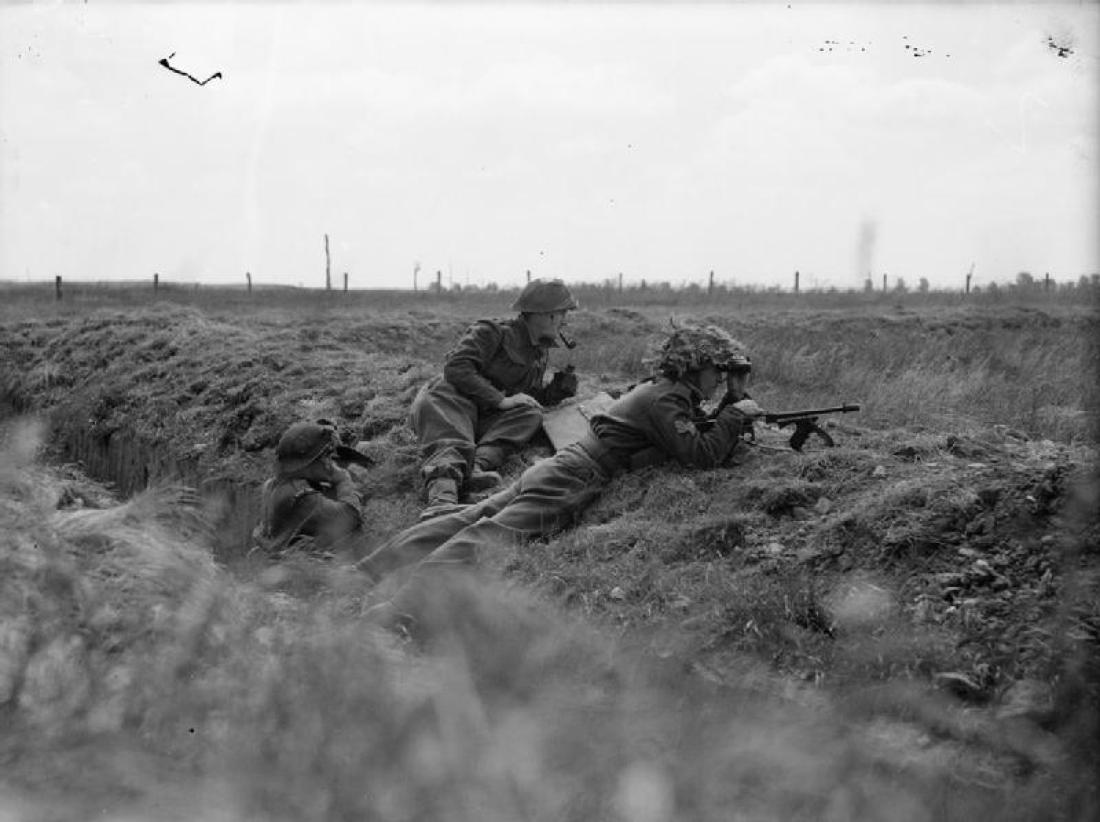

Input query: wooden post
[619,272,624,294]
[794,270,800,294]
[1044,272,1050,292]
[55,275,62,301]
[153,272,159,292]
[246,271,252,294]
[436,270,442,292]
[708,270,715,296]
[882,273,887,292]
[526,269,532,283]
[413,262,420,292]
[343,272,348,292]
[324,234,332,291]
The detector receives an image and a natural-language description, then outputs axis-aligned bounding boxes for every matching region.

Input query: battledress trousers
[412,317,563,484]
[358,376,748,581]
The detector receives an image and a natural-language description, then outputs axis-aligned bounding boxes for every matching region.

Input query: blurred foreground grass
[2,419,1096,821]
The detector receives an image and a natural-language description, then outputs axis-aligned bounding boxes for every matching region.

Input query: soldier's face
[693,364,723,398]
[526,310,569,343]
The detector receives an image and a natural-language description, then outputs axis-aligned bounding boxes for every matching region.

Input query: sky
[1,1,1097,291]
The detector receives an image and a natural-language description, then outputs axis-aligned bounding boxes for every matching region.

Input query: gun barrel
[764,404,860,424]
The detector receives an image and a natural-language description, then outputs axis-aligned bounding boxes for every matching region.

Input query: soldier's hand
[328,465,354,486]
[498,393,543,411]
[730,398,765,418]
[550,368,578,398]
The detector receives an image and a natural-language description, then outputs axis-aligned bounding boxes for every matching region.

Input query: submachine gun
[709,397,861,451]
[753,404,862,451]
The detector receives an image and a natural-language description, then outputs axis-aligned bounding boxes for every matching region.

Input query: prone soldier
[410,278,580,520]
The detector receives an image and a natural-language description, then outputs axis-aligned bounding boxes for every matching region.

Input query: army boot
[465,468,502,494]
[420,478,464,521]
[467,448,504,493]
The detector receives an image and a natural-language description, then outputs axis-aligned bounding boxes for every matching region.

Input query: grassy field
[0,289,1097,820]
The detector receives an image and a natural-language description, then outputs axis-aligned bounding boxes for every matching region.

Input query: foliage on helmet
[647,323,751,378]
[511,279,579,313]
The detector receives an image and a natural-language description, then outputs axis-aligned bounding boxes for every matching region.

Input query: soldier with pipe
[410,278,580,520]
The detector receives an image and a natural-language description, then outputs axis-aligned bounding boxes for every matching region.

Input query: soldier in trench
[255,419,364,557]
[357,323,763,628]
[409,278,581,520]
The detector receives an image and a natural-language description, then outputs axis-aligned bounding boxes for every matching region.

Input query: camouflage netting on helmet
[646,323,751,378]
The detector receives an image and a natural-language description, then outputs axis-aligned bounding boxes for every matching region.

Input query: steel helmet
[511,279,579,313]
[649,323,752,378]
[275,420,337,474]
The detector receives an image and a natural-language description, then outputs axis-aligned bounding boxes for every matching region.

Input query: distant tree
[987,282,1000,295]
[918,277,930,293]
[863,278,874,293]
[1016,271,1035,290]
[893,277,908,293]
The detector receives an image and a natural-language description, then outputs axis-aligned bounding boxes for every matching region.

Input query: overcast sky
[1,2,1096,291]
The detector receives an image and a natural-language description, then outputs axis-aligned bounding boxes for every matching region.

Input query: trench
[6,394,262,559]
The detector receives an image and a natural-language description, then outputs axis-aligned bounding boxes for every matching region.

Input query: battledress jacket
[441,318,561,409]
[585,377,745,470]
[258,473,363,551]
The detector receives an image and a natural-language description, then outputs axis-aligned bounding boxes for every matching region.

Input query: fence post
[619,272,624,294]
[343,272,348,293]
[882,273,887,292]
[526,269,531,283]
[324,234,332,291]
[794,270,799,294]
[55,275,62,301]
[708,270,715,296]
[436,270,442,292]
[1044,272,1050,292]
[153,272,159,293]
[246,271,252,294]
